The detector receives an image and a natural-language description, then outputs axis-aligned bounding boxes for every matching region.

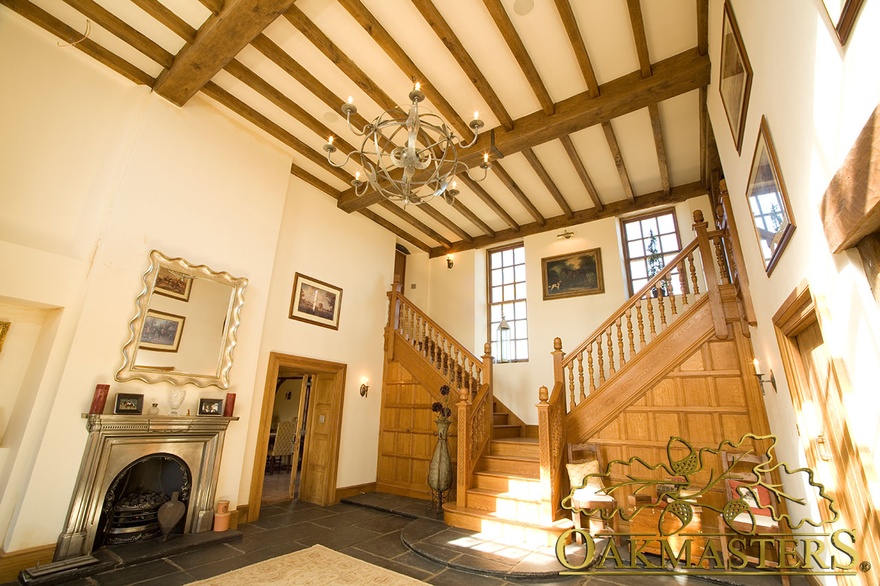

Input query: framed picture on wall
[745,116,796,275]
[541,248,604,300]
[0,321,9,354]
[289,273,343,330]
[154,266,193,302]
[139,310,186,352]
[821,0,865,45]
[719,1,753,154]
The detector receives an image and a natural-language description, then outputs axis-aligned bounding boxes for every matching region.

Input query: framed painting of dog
[542,248,604,300]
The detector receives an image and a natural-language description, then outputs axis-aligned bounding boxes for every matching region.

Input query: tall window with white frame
[622,210,683,297]
[488,243,528,363]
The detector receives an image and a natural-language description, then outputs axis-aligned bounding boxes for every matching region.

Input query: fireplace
[55,413,236,561]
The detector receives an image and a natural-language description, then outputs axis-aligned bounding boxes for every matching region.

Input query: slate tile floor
[7,494,803,585]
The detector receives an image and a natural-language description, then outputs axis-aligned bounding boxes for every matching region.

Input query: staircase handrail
[455,382,493,506]
[556,210,731,411]
[536,382,567,522]
[388,285,492,393]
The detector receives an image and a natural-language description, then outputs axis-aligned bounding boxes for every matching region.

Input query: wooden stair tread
[443,503,573,531]
[491,437,538,444]
[474,469,540,480]
[467,487,543,504]
[482,454,539,463]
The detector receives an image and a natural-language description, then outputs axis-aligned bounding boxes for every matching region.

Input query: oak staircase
[383,194,762,544]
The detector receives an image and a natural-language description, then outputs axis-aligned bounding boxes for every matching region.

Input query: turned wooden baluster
[637,303,646,349]
[713,235,730,284]
[646,294,656,339]
[605,326,614,375]
[454,348,462,388]
[668,280,678,316]
[568,364,576,410]
[616,318,626,367]
[688,251,700,296]
[587,346,595,393]
[441,340,449,375]
[678,260,689,306]
[627,308,636,357]
[657,290,668,328]
[577,352,586,401]
[597,337,606,384]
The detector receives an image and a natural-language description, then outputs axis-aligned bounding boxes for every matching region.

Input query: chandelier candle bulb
[473,111,479,120]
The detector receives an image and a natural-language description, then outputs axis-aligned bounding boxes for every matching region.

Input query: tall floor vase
[427,419,452,513]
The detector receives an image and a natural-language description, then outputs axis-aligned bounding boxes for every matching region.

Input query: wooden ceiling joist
[458,175,520,232]
[201,81,354,185]
[560,136,603,211]
[482,0,554,115]
[553,0,599,97]
[284,5,398,113]
[359,209,432,252]
[417,204,474,243]
[197,0,222,16]
[62,0,173,68]
[450,199,496,238]
[430,181,707,257]
[523,148,574,219]
[337,48,710,213]
[697,0,709,56]
[223,59,358,156]
[337,0,471,139]
[601,121,636,203]
[492,164,546,226]
[378,201,452,249]
[132,0,197,42]
[1,0,154,86]
[291,164,341,199]
[153,0,297,107]
[626,0,652,78]
[648,104,671,195]
[411,0,514,130]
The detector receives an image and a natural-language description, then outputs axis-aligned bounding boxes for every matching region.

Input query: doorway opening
[248,353,346,522]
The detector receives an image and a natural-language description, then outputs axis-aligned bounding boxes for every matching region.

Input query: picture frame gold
[139,309,186,352]
[541,248,604,300]
[289,273,343,330]
[745,116,796,275]
[719,1,753,154]
[821,0,865,45]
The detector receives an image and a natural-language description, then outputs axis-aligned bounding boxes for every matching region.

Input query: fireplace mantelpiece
[55,413,237,561]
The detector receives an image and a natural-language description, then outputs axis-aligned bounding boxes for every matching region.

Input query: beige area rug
[188,544,425,585]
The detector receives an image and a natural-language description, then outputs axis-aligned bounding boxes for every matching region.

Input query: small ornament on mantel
[89,384,110,414]
[186,408,190,416]
[147,403,160,415]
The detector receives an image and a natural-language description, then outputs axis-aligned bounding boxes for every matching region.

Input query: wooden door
[288,376,311,499]
[298,374,336,505]
[775,287,879,580]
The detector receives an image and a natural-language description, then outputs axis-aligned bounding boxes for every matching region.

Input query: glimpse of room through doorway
[261,371,312,505]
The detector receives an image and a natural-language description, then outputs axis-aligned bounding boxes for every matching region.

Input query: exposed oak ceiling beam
[523,148,574,219]
[553,0,599,97]
[560,136,603,211]
[458,175,520,232]
[132,0,196,41]
[626,0,652,78]
[153,0,297,107]
[648,103,671,195]
[430,181,707,258]
[338,49,710,212]
[492,164,545,226]
[602,121,636,203]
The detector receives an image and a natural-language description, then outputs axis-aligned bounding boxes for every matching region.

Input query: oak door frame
[248,352,347,522]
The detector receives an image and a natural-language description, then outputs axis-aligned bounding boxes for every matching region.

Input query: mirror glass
[116,250,248,388]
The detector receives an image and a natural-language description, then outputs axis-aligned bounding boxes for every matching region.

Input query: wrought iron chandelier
[323,83,490,206]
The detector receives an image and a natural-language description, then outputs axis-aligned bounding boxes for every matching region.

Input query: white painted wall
[705,0,880,532]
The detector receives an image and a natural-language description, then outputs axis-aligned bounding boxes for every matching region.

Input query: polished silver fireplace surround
[55,414,236,561]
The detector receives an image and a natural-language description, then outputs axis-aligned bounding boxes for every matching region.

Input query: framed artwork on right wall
[719,1,753,154]
[745,116,796,276]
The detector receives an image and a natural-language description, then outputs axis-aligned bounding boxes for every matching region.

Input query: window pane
[630,260,647,279]
[640,217,659,236]
[492,286,503,303]
[502,248,513,266]
[490,305,501,322]
[502,266,514,284]
[491,341,499,357]
[514,301,527,319]
[514,264,526,282]
[633,277,648,291]
[514,283,526,300]
[663,253,678,265]
[515,319,527,338]
[502,302,515,318]
[660,234,679,252]
[513,247,525,264]
[625,221,642,241]
[657,213,676,234]
[628,240,645,258]
[490,251,503,269]
[491,269,502,286]
[503,284,515,300]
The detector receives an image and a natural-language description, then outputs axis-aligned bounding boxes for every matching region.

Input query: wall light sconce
[557,230,574,240]
[447,255,454,269]
[752,359,776,394]
[359,377,369,397]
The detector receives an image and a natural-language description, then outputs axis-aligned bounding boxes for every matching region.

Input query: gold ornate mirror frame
[116,250,248,389]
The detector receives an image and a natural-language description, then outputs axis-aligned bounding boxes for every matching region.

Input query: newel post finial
[551,338,564,386]
[538,386,549,404]
[482,342,493,388]
[693,209,705,224]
